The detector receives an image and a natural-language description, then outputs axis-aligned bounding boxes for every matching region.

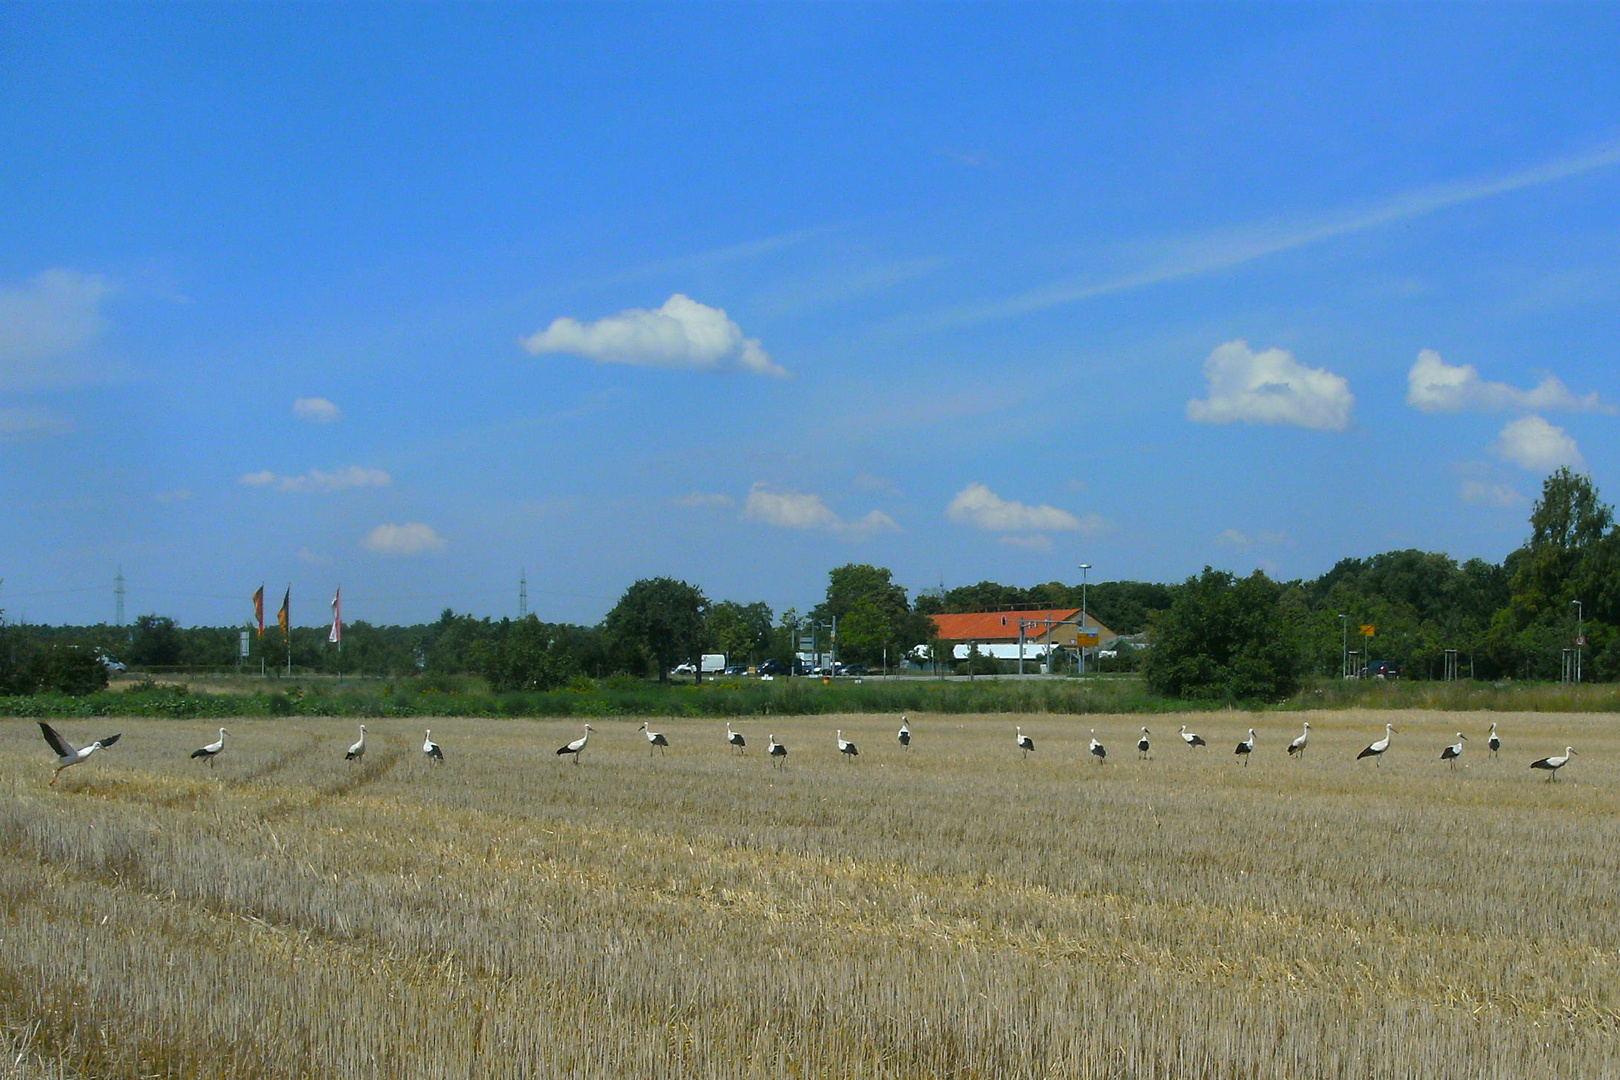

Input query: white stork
[1137,727,1151,759]
[897,716,911,748]
[1089,729,1106,764]
[1234,728,1255,765]
[725,723,746,754]
[1439,733,1466,768]
[1179,724,1206,748]
[1287,722,1310,758]
[1016,725,1035,759]
[836,729,859,761]
[556,723,594,764]
[1487,722,1501,759]
[345,724,367,762]
[1356,723,1397,765]
[38,722,121,787]
[638,722,670,756]
[423,729,443,764]
[767,734,787,766]
[1530,746,1576,781]
[191,727,227,767]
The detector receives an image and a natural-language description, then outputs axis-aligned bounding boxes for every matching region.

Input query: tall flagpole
[280,584,291,677]
[329,586,342,684]
[254,583,266,677]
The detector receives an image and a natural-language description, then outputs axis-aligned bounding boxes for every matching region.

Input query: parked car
[97,651,126,672]
[669,662,697,676]
[722,664,751,677]
[835,663,868,677]
[756,659,785,676]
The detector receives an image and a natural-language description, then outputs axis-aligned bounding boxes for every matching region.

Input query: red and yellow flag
[253,585,265,640]
[277,587,290,638]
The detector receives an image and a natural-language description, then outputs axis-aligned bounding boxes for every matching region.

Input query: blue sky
[4,3,1619,628]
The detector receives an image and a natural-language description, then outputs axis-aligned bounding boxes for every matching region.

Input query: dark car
[757,658,785,676]
[722,664,751,677]
[835,663,868,677]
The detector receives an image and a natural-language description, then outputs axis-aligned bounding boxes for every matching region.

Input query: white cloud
[240,465,392,493]
[522,294,788,378]
[293,397,343,423]
[742,484,898,537]
[946,483,1082,533]
[0,269,114,377]
[364,522,447,555]
[1459,480,1526,509]
[1492,415,1583,472]
[1187,341,1353,432]
[296,547,330,565]
[999,535,1054,552]
[0,406,74,441]
[1406,349,1612,414]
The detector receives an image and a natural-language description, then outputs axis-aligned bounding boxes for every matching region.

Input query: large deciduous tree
[1493,468,1616,678]
[1142,567,1304,702]
[483,616,577,692]
[812,564,931,668]
[128,614,183,667]
[605,577,708,681]
[705,600,774,664]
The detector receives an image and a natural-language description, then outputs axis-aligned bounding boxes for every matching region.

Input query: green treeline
[1,468,1615,705]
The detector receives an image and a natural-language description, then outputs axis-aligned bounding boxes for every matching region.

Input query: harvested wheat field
[2,709,1618,1079]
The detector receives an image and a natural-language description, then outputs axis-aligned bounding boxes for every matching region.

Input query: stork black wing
[38,722,75,757]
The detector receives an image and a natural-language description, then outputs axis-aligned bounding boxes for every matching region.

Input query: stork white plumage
[1179,724,1206,748]
[1234,727,1255,764]
[1356,723,1397,765]
[638,722,670,755]
[1137,727,1151,760]
[1089,729,1106,764]
[767,734,787,766]
[1287,722,1310,758]
[345,724,367,762]
[836,729,858,761]
[1440,733,1466,768]
[1015,725,1035,759]
[1488,722,1501,759]
[726,723,746,754]
[898,716,911,748]
[556,723,594,763]
[39,722,121,787]
[423,729,443,764]
[1530,746,1576,781]
[191,727,227,767]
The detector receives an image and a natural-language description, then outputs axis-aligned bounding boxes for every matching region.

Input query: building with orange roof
[922,608,1117,670]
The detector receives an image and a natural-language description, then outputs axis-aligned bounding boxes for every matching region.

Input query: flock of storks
[34,715,1581,786]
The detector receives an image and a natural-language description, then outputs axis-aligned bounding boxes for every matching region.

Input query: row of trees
[1138,468,1618,700]
[3,469,1613,699]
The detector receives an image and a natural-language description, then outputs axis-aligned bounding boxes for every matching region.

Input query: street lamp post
[1573,599,1584,684]
[1079,563,1092,676]
[1338,614,1348,680]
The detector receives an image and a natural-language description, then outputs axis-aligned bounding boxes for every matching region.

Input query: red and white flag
[329,586,342,646]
